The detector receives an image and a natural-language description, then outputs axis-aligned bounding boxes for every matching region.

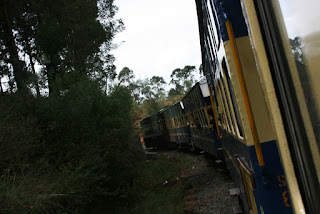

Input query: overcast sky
[111,0,202,84]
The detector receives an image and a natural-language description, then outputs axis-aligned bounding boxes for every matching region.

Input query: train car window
[202,109,208,127]
[182,116,185,126]
[200,110,205,127]
[197,110,202,127]
[211,85,222,127]
[218,78,234,134]
[195,111,200,127]
[191,112,196,127]
[220,75,237,135]
[214,82,225,129]
[190,113,193,127]
[204,39,216,72]
[202,108,208,126]
[253,0,320,212]
[201,110,205,127]
[204,37,215,67]
[276,0,320,149]
[198,111,203,127]
[222,58,244,138]
[205,0,219,49]
[215,80,230,131]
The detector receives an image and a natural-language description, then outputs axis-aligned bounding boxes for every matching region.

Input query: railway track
[150,149,241,214]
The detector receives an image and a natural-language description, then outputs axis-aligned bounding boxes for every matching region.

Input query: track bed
[159,150,239,214]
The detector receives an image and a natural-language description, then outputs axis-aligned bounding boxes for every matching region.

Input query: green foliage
[117,67,134,86]
[150,76,166,99]
[130,155,186,214]
[0,0,123,94]
[142,98,165,116]
[170,65,197,95]
[290,37,304,64]
[0,74,136,212]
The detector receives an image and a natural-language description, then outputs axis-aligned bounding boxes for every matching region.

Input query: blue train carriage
[242,0,320,213]
[140,110,170,149]
[162,102,189,148]
[181,78,222,158]
[195,0,309,213]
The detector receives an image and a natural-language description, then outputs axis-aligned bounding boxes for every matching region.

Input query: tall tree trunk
[2,0,27,92]
[104,76,108,94]
[46,57,60,96]
[26,39,40,97]
[0,78,3,93]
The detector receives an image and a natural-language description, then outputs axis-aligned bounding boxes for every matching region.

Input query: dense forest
[0,0,198,212]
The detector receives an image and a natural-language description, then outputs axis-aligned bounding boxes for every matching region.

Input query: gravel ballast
[162,150,240,214]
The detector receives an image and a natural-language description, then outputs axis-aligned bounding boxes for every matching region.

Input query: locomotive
[140,0,320,213]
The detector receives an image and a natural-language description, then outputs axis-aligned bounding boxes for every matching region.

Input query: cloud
[279,0,320,38]
[111,0,202,83]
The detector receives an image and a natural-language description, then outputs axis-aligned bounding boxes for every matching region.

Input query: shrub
[0,73,137,213]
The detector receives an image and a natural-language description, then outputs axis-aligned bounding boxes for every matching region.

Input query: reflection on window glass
[279,0,320,145]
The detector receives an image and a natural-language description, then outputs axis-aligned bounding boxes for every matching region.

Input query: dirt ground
[161,149,239,214]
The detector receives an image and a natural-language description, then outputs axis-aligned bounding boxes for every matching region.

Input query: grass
[130,152,193,214]
[0,149,194,214]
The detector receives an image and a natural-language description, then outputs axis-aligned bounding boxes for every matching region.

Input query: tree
[290,37,304,64]
[0,0,123,95]
[117,67,134,86]
[0,0,28,92]
[169,65,197,95]
[129,79,145,104]
[150,76,166,99]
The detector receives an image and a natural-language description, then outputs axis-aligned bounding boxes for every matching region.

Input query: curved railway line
[141,0,320,213]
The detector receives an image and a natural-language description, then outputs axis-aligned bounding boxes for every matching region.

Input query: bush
[0,73,137,213]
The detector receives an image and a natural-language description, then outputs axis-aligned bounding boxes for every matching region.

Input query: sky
[111,0,202,84]
[279,0,320,38]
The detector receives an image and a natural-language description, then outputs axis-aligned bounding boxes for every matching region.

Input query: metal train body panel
[182,82,222,157]
[140,111,170,149]
[141,0,320,212]
[242,1,320,213]
[163,102,190,147]
[195,0,292,213]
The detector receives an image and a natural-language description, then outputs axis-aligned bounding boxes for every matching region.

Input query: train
[140,0,320,213]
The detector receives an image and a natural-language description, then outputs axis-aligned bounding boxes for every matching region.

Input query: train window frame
[214,81,225,129]
[253,0,320,211]
[204,39,216,71]
[205,0,221,49]
[190,113,194,127]
[221,57,244,139]
[202,108,209,127]
[217,78,234,133]
[201,109,206,127]
[200,109,206,127]
[219,74,237,135]
[195,111,201,127]
[215,79,230,131]
[198,110,203,127]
